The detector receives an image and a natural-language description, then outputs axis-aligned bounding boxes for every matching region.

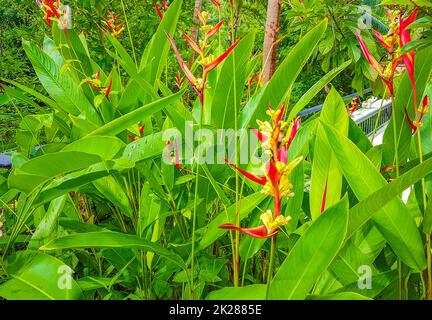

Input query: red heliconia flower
[210,0,221,12]
[356,31,396,95]
[166,31,241,106]
[102,13,125,38]
[399,9,419,108]
[321,178,328,213]
[371,29,394,53]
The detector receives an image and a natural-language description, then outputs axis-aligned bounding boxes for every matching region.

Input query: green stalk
[416,127,431,299]
[390,93,403,299]
[120,0,138,66]
[265,236,276,299]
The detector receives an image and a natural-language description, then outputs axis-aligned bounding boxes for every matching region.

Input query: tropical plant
[0,0,431,301]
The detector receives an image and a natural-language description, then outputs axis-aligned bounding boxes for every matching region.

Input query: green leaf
[8,151,102,192]
[122,132,166,162]
[310,88,349,219]
[85,91,183,137]
[269,197,349,300]
[206,284,266,300]
[0,251,82,300]
[322,123,427,271]
[40,231,185,269]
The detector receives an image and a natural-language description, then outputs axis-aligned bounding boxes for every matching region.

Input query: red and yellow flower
[219,105,302,238]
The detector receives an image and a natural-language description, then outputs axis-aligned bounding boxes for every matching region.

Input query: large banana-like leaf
[322,123,427,271]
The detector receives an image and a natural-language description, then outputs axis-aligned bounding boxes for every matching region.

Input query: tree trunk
[189,0,204,66]
[262,0,281,83]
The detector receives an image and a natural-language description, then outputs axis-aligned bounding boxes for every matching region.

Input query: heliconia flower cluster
[356,8,425,133]
[36,0,70,30]
[219,105,303,238]
[84,70,113,100]
[102,13,125,38]
[166,11,241,106]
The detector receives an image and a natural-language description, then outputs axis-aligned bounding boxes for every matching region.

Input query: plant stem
[265,236,277,299]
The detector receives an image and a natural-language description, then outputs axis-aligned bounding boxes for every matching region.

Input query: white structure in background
[351,98,410,203]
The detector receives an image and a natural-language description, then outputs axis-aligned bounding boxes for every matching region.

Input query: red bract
[206,20,225,40]
[321,178,328,213]
[103,13,125,38]
[203,39,241,74]
[183,33,202,55]
[225,158,267,185]
[166,140,191,173]
[165,31,201,99]
[371,29,393,52]
[104,78,113,99]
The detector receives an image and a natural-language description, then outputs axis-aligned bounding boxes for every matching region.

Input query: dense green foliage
[0,0,431,301]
